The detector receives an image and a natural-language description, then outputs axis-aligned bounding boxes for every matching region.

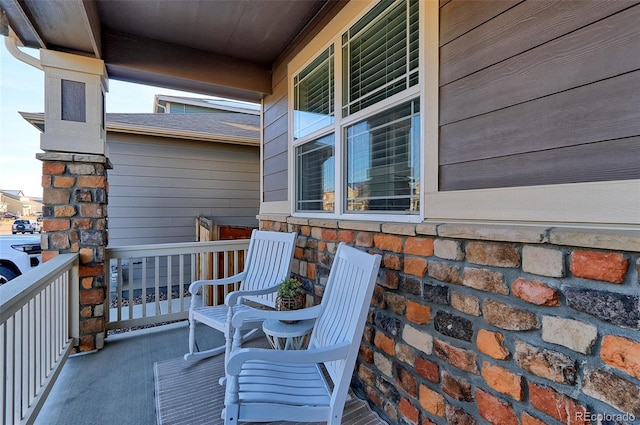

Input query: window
[342,0,419,117]
[296,134,335,212]
[292,0,420,217]
[293,46,334,139]
[345,100,420,213]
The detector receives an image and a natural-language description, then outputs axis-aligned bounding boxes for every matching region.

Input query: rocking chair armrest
[226,342,351,376]
[188,270,248,294]
[231,304,322,327]
[225,284,279,306]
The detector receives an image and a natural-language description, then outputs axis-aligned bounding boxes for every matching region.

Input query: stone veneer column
[38,152,111,352]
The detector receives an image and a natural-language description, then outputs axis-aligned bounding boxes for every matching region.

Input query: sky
[0,43,214,198]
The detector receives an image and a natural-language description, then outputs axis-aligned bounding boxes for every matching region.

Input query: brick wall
[260,216,640,425]
[40,152,110,352]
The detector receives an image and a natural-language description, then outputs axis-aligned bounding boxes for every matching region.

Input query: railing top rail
[0,253,78,323]
[105,239,250,259]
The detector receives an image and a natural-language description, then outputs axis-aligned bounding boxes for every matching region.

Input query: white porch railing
[106,239,250,331]
[0,253,79,425]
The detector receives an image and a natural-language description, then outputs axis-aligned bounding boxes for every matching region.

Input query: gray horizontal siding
[107,133,259,246]
[440,72,640,164]
[440,6,640,126]
[440,0,630,85]
[262,70,289,202]
[439,0,640,191]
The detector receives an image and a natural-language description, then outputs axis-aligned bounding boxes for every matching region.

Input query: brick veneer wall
[39,152,110,353]
[259,216,640,425]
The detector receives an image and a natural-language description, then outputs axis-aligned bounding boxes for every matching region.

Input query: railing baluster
[28,298,36,405]
[6,316,15,425]
[116,258,123,321]
[63,272,69,343]
[179,254,185,311]
[45,285,51,383]
[14,311,22,422]
[212,251,219,306]
[223,250,230,300]
[167,256,173,314]
[39,291,45,387]
[34,294,41,403]
[127,257,134,321]
[190,253,196,293]
[155,256,160,315]
[1,321,6,425]
[233,250,240,291]
[141,258,147,318]
[54,279,59,357]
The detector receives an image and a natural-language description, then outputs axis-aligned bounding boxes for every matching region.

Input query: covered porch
[1,1,639,425]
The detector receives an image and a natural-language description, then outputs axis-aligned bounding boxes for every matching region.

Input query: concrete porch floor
[34,321,224,425]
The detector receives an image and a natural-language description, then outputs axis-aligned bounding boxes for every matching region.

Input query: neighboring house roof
[154,95,261,115]
[107,113,259,145]
[0,190,25,200]
[20,112,260,146]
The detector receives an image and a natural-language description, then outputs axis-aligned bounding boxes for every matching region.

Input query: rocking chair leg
[184,316,227,362]
[184,326,262,363]
[223,404,239,425]
[187,316,196,355]
[184,345,226,362]
[224,325,234,370]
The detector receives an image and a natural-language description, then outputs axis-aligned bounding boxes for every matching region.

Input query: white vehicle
[0,235,42,285]
[12,219,42,234]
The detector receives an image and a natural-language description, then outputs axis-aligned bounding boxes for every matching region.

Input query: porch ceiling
[0,0,335,102]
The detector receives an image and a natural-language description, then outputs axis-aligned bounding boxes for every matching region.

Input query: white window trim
[287,0,431,223]
[425,180,640,226]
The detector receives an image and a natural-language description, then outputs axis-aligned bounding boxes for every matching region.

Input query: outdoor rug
[154,340,387,425]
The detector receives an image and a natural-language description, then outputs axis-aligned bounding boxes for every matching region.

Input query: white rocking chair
[184,229,296,362]
[223,243,381,425]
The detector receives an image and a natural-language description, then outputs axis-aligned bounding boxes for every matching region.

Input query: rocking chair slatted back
[241,231,298,307]
[309,244,381,397]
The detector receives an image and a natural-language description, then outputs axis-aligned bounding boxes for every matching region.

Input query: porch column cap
[40,49,108,87]
[36,151,113,169]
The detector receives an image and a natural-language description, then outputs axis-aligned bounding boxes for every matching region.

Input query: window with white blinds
[296,134,335,212]
[293,46,334,139]
[291,0,421,217]
[342,0,419,117]
[345,99,420,213]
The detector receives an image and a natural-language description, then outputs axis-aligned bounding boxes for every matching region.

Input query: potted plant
[276,278,305,323]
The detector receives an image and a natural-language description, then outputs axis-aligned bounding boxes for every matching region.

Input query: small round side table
[262,318,314,350]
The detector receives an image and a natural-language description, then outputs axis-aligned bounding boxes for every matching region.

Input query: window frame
[289,0,429,222]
